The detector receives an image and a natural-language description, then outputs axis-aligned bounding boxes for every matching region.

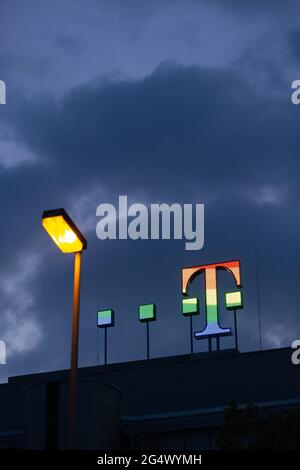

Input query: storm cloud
[0,0,299,382]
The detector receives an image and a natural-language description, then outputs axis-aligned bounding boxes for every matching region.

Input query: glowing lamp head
[42,208,87,253]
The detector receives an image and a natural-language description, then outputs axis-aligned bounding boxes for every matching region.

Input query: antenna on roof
[96,280,100,365]
[253,242,262,351]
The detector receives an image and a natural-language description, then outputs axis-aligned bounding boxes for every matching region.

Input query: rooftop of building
[4,346,298,419]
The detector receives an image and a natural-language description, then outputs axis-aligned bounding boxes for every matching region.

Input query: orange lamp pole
[41,208,87,450]
[68,250,82,449]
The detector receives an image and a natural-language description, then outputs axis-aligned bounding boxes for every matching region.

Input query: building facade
[0,347,299,449]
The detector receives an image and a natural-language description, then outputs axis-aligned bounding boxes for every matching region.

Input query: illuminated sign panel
[97,309,114,328]
[138,304,156,322]
[225,291,243,310]
[96,260,243,357]
[182,260,242,339]
[182,297,199,316]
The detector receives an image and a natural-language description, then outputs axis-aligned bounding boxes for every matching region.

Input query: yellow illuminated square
[225,291,242,309]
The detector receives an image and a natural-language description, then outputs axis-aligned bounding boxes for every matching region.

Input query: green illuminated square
[182,297,199,316]
[225,291,243,310]
[138,303,156,322]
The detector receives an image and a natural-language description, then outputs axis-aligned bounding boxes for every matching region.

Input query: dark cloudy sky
[0,0,299,383]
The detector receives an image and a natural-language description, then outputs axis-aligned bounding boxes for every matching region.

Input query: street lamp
[42,208,87,449]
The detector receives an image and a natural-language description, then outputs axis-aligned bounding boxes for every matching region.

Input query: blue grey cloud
[0,0,299,383]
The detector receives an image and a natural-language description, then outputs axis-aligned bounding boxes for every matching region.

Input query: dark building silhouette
[0,347,299,449]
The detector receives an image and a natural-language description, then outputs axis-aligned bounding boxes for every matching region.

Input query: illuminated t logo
[182,260,242,339]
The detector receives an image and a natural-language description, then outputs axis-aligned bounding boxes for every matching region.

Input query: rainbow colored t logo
[182,260,242,339]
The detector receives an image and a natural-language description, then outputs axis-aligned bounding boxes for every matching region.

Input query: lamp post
[42,208,87,449]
